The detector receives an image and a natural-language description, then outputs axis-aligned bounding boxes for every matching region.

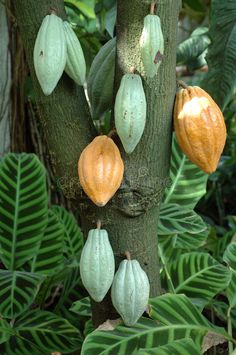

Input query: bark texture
[13,0,181,327]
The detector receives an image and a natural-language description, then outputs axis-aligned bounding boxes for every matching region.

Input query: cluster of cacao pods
[33,12,86,95]
[80,222,150,326]
[174,84,226,174]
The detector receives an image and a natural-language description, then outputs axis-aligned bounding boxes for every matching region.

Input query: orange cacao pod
[174,85,226,174]
[78,136,124,206]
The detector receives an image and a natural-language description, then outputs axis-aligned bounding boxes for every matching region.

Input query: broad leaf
[0,310,82,355]
[226,271,236,308]
[0,153,48,270]
[201,1,236,109]
[223,242,236,270]
[168,252,231,299]
[177,27,210,65]
[70,297,91,317]
[51,205,83,260]
[0,270,44,319]
[65,0,96,19]
[174,229,208,249]
[137,338,202,355]
[164,135,208,209]
[158,203,207,235]
[82,294,229,355]
[31,209,64,275]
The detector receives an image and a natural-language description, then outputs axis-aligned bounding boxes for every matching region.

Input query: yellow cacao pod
[174,85,226,174]
[78,136,124,206]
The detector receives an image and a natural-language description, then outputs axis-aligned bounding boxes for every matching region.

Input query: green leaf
[0,270,44,319]
[0,319,12,344]
[30,209,64,275]
[168,252,231,300]
[183,0,206,13]
[0,310,82,354]
[51,206,83,260]
[164,135,208,209]
[137,338,202,355]
[177,28,210,65]
[201,1,236,110]
[70,297,91,317]
[105,4,116,37]
[82,294,230,355]
[226,271,236,308]
[223,242,236,270]
[0,153,48,270]
[65,0,96,19]
[174,229,208,250]
[158,203,207,236]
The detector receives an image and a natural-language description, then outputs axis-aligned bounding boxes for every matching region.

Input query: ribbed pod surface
[87,38,116,119]
[111,259,150,326]
[115,74,146,154]
[63,21,86,86]
[174,86,226,174]
[80,228,115,302]
[33,14,66,95]
[78,136,124,206]
[140,14,164,78]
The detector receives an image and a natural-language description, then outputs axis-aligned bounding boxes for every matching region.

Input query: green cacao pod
[111,258,150,326]
[140,14,164,78]
[63,21,86,86]
[33,14,66,95]
[114,74,147,154]
[80,227,115,302]
[87,37,116,119]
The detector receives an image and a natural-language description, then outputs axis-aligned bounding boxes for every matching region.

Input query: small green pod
[114,74,147,154]
[63,21,86,86]
[111,259,150,326]
[87,38,116,119]
[80,228,115,302]
[140,14,164,78]
[33,14,66,95]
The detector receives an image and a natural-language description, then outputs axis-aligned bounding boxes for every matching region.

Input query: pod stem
[125,251,131,260]
[150,2,156,14]
[49,7,57,15]
[177,80,188,89]
[107,128,116,138]
[129,67,136,74]
[97,220,102,229]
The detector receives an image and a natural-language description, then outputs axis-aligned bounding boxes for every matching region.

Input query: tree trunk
[0,3,11,156]
[13,0,181,327]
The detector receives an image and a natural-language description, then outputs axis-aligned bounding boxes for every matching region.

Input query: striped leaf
[0,153,48,270]
[164,135,208,209]
[70,297,91,317]
[226,271,236,308]
[30,209,64,275]
[0,310,82,355]
[137,338,202,355]
[0,319,12,344]
[168,252,231,300]
[223,242,236,270]
[158,203,207,235]
[174,229,208,250]
[81,294,230,355]
[0,270,44,319]
[51,206,83,259]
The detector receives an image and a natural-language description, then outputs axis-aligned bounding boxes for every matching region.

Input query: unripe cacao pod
[33,14,66,95]
[174,85,227,174]
[78,135,124,206]
[63,21,86,86]
[111,258,150,326]
[140,14,164,78]
[87,38,116,119]
[115,74,147,154]
[80,227,115,302]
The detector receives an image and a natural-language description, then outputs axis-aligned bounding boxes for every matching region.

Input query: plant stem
[158,245,176,294]
[227,306,233,355]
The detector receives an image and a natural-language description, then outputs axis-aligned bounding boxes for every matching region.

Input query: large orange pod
[78,135,124,206]
[174,85,226,174]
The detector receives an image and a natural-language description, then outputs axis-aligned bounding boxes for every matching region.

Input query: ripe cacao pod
[174,85,227,174]
[63,21,86,86]
[33,14,66,95]
[115,74,146,154]
[80,227,115,302]
[140,14,164,78]
[87,38,116,119]
[78,135,124,206]
[111,258,150,326]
